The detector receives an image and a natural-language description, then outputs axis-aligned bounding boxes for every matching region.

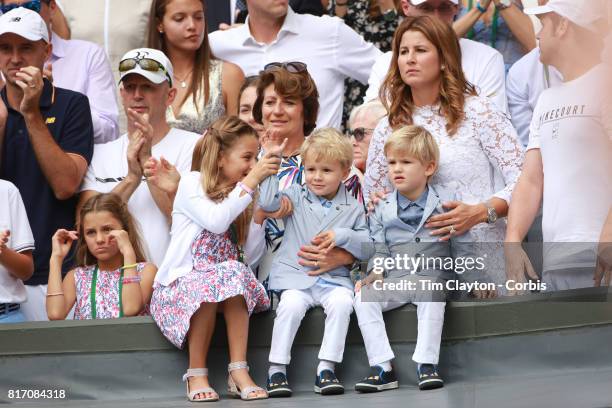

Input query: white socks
[268,363,286,378]
[378,360,392,372]
[317,360,335,375]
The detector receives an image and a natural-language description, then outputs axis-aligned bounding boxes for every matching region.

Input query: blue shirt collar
[397,186,429,211]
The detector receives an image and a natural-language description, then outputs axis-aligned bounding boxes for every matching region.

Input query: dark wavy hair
[380,15,477,136]
[252,67,319,136]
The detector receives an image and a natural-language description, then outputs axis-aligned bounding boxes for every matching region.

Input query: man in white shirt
[506,47,563,147]
[505,0,611,291]
[80,49,200,266]
[208,0,382,130]
[2,0,119,143]
[364,0,508,113]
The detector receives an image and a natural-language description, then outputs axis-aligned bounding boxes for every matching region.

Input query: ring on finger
[315,260,319,267]
[449,225,456,235]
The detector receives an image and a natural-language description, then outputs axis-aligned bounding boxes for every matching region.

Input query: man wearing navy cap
[0,7,94,320]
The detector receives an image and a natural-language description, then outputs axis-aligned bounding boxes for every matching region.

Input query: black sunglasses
[119,57,173,86]
[348,127,374,142]
[263,61,308,73]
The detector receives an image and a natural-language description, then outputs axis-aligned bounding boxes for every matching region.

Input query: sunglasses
[263,61,308,73]
[348,127,374,142]
[119,57,172,86]
[0,0,43,14]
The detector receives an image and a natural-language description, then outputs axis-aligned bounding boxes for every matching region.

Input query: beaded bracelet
[476,2,487,13]
[121,263,138,271]
[122,276,142,284]
[237,182,254,197]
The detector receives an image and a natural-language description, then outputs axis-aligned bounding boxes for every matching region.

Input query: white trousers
[353,291,445,366]
[269,285,354,365]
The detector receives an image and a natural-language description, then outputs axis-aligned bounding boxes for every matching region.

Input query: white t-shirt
[506,48,563,147]
[364,38,508,113]
[0,180,35,304]
[209,7,381,129]
[81,128,200,265]
[527,64,612,270]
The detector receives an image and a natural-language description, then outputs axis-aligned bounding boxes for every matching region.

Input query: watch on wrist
[485,201,498,224]
[496,0,512,10]
[382,8,398,22]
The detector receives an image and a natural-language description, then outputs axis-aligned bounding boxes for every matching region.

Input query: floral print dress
[150,228,270,349]
[73,262,149,320]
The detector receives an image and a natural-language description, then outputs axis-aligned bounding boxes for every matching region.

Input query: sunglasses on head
[119,57,172,86]
[348,127,374,142]
[263,61,308,74]
[0,0,43,14]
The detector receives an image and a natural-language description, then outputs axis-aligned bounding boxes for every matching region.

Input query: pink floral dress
[73,263,149,320]
[150,228,270,348]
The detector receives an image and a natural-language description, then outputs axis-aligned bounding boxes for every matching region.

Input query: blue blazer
[368,184,481,282]
[258,175,370,291]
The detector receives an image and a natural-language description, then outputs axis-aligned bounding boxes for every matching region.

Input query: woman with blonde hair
[364,15,523,289]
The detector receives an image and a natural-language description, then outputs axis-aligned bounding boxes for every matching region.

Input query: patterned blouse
[73,262,149,320]
[166,59,226,135]
[329,1,401,128]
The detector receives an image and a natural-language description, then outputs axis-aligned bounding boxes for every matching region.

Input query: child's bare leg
[187,303,218,400]
[223,295,266,398]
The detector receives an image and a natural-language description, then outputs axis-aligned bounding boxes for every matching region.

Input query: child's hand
[246,138,288,185]
[144,156,180,195]
[312,230,336,252]
[0,229,9,254]
[51,229,78,259]
[260,129,283,151]
[108,230,134,256]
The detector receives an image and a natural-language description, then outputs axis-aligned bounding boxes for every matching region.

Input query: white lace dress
[364,95,525,288]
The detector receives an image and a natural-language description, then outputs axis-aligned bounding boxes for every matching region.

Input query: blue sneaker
[314,369,344,395]
[266,372,292,397]
[355,365,399,393]
[417,364,444,390]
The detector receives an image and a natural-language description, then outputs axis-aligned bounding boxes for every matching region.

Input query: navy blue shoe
[314,370,344,395]
[266,372,292,397]
[355,365,399,393]
[417,364,444,390]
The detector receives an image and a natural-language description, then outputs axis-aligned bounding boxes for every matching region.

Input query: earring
[159,30,164,34]
[441,65,445,71]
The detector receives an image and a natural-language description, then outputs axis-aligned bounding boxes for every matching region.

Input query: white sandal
[227,361,268,401]
[183,368,219,402]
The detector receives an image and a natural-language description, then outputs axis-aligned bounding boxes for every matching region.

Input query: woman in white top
[364,16,523,289]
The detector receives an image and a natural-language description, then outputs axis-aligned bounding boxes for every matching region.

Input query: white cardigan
[154,171,265,286]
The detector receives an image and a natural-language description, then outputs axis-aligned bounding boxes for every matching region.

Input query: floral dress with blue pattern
[73,262,149,320]
[150,228,270,348]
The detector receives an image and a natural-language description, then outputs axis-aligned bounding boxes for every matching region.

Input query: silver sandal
[183,368,219,402]
[227,361,268,400]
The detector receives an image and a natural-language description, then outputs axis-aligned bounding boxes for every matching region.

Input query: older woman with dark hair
[252,62,362,288]
[364,16,524,289]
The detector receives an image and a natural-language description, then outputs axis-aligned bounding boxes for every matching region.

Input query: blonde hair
[300,128,353,170]
[197,116,259,245]
[384,125,439,173]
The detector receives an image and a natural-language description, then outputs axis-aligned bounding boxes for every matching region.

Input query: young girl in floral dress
[46,193,157,320]
[149,116,284,402]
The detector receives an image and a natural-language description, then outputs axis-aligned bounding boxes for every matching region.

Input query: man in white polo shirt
[365,0,508,113]
[208,0,381,130]
[505,0,611,291]
[79,48,200,266]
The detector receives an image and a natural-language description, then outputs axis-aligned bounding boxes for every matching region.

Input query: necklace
[173,70,193,89]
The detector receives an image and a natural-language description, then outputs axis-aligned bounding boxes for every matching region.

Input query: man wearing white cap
[0,7,94,320]
[364,0,508,113]
[79,48,200,267]
[506,0,612,291]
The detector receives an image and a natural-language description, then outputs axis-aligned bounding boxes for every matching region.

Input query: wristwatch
[484,201,498,224]
[496,0,512,10]
[382,8,398,22]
